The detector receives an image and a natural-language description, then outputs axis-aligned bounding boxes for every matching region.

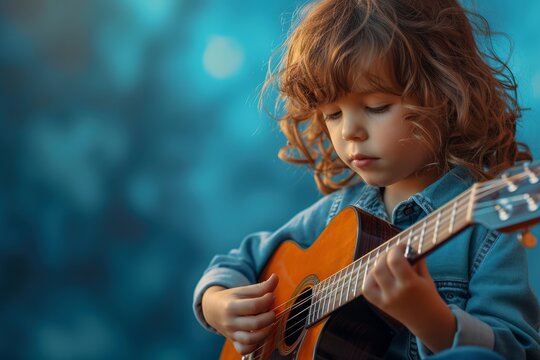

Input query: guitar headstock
[472,161,540,236]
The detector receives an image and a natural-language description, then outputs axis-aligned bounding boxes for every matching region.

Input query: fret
[320,281,328,318]
[319,279,326,318]
[466,186,475,223]
[449,201,457,233]
[343,265,351,303]
[433,211,441,244]
[419,221,426,253]
[330,272,338,313]
[337,268,346,307]
[331,272,338,311]
[327,274,335,314]
[314,283,322,323]
[332,270,342,311]
[309,284,317,324]
[322,277,330,316]
[338,268,347,307]
[315,281,323,320]
[343,264,354,303]
[361,253,371,292]
[353,258,362,296]
[406,227,413,249]
[344,264,352,302]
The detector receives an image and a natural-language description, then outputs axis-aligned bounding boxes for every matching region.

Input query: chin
[358,175,391,188]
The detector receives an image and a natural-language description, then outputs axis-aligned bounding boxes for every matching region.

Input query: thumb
[413,257,431,278]
[238,273,279,297]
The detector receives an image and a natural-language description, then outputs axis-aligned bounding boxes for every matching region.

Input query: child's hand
[362,244,456,352]
[201,274,279,355]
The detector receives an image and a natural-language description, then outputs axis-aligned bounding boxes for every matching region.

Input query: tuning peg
[525,194,538,212]
[501,173,517,192]
[524,163,539,184]
[518,230,537,248]
[495,201,512,221]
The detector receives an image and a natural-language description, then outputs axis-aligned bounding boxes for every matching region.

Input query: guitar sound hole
[284,287,312,347]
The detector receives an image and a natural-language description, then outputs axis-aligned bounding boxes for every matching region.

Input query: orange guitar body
[220,207,402,360]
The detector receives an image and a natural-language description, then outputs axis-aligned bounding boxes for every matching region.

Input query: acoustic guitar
[220,161,540,360]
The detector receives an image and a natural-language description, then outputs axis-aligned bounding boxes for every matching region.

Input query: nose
[341,112,368,141]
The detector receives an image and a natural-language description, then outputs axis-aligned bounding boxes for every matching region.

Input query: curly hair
[261,0,532,195]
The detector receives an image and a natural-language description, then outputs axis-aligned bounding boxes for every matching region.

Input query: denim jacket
[193,166,540,359]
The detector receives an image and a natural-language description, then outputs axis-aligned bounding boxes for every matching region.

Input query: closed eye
[324,111,342,121]
[366,105,391,114]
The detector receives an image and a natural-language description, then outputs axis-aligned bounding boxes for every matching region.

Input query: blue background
[0,0,539,359]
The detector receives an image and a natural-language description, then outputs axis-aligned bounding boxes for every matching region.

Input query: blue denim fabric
[193,166,540,359]
[425,346,504,360]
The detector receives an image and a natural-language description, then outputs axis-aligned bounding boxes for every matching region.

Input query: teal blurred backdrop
[0,0,539,359]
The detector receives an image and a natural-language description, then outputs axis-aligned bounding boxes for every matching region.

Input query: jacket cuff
[192,267,252,333]
[416,304,494,358]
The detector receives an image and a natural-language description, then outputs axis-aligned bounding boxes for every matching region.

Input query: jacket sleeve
[192,193,337,332]
[417,230,540,359]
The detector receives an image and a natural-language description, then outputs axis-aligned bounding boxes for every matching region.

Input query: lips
[349,153,379,161]
[349,153,379,168]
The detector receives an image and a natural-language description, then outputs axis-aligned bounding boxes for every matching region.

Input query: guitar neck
[306,185,476,326]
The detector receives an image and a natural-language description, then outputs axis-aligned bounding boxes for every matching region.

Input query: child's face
[319,91,434,190]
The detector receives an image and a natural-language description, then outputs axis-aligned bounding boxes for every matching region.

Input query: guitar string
[265,174,522,336]
[264,173,530,324]
[246,198,474,360]
[257,176,504,349]
[248,176,534,360]
[268,171,532,320]
[271,189,468,317]
[273,171,533,327]
[274,172,539,350]
[472,192,539,211]
[246,171,535,359]
[247,195,474,359]
[272,188,473,320]
[264,206,469,345]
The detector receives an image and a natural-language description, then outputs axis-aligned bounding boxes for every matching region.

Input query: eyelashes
[367,104,391,114]
[324,111,342,121]
[323,104,391,121]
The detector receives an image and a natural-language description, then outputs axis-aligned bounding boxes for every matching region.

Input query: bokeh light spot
[203,36,244,79]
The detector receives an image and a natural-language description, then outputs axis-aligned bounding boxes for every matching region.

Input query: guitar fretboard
[306,186,476,326]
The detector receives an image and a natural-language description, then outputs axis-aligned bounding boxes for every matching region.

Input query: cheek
[327,127,349,160]
[372,126,410,154]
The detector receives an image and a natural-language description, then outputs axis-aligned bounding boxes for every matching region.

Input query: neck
[383,168,443,218]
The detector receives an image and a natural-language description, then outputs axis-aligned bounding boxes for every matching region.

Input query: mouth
[349,153,379,168]
[349,153,379,161]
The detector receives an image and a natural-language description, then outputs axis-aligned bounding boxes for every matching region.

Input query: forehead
[348,58,399,95]
[315,63,399,107]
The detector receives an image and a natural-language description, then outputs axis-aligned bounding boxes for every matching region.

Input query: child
[193,0,540,358]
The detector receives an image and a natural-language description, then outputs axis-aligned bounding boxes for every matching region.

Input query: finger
[386,244,416,281]
[413,257,431,278]
[372,253,395,291]
[231,292,276,316]
[232,324,274,345]
[362,270,382,305]
[236,273,279,298]
[233,341,257,356]
[234,310,276,331]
